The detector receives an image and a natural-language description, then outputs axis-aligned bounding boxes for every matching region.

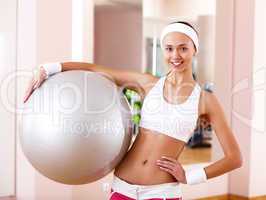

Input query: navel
[142,159,148,165]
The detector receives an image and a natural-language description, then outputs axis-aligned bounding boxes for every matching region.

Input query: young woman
[23,21,242,200]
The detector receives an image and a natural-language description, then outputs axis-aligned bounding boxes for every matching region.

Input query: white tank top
[139,76,201,143]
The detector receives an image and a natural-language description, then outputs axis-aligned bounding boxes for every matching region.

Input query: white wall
[249,0,266,196]
[0,0,16,196]
[196,15,215,85]
[143,0,216,20]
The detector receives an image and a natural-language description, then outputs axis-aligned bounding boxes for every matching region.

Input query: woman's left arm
[156,91,243,183]
[201,91,243,179]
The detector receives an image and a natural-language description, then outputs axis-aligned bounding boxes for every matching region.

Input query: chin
[169,65,186,72]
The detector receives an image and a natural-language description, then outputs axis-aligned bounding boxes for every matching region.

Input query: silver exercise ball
[21,71,133,185]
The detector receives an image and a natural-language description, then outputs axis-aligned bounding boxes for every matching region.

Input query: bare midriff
[114,127,186,185]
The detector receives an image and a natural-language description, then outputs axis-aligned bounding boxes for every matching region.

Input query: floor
[179,146,212,165]
[0,197,15,200]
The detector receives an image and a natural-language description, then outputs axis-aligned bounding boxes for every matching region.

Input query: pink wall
[216,0,266,198]
[17,0,38,199]
[94,5,142,71]
[16,0,93,199]
[229,0,254,196]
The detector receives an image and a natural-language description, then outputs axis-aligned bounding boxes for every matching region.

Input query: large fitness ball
[21,71,133,185]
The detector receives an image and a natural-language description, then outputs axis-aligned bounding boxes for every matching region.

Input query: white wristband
[41,62,62,78]
[185,167,207,185]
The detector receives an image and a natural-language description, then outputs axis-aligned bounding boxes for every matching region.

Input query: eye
[181,47,188,51]
[165,47,173,52]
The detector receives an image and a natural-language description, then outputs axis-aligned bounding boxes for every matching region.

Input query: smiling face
[162,32,196,73]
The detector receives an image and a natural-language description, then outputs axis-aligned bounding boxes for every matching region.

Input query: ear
[193,49,197,56]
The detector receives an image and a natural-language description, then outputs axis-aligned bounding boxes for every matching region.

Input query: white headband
[160,23,199,52]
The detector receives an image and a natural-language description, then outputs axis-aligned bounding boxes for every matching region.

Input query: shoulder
[141,73,159,85]
[198,89,222,116]
[139,73,160,98]
[123,72,159,100]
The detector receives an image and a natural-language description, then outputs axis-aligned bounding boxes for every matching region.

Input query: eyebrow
[164,43,188,47]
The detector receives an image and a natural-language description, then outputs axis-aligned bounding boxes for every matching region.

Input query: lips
[170,61,183,67]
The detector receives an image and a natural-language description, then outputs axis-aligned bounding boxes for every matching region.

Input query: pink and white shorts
[109,175,182,200]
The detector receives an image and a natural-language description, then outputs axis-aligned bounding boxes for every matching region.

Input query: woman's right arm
[23,62,157,103]
[62,62,156,90]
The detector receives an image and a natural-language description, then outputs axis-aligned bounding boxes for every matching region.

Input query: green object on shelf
[132,114,141,124]
[133,101,141,111]
[123,88,142,125]
[124,89,132,102]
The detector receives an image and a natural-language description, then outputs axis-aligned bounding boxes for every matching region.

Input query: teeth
[172,62,181,65]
